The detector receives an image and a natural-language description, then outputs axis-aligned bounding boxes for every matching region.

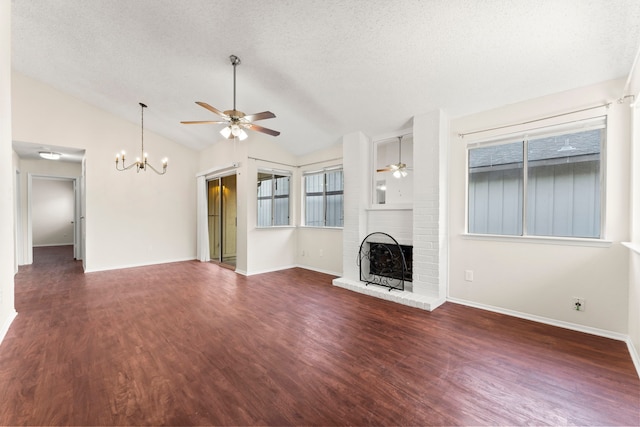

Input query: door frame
[14,168,22,272]
[26,173,82,264]
[206,171,237,267]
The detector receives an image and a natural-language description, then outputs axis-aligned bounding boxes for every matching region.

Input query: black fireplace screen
[358,232,412,291]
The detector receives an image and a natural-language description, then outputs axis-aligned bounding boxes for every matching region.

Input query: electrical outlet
[572,297,585,312]
[319,249,323,257]
[464,270,474,282]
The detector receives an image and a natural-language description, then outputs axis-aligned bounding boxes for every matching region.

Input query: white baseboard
[84,257,197,273]
[0,310,17,346]
[33,243,73,247]
[627,337,640,379]
[295,264,341,277]
[447,297,629,341]
[243,264,298,276]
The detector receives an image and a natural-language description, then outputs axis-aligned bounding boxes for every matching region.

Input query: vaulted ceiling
[11,0,640,157]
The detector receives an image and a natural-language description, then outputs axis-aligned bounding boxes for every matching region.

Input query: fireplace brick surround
[333,110,449,311]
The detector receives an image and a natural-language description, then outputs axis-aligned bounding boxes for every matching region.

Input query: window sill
[622,242,640,255]
[299,226,343,230]
[366,204,413,211]
[255,226,296,230]
[461,233,612,248]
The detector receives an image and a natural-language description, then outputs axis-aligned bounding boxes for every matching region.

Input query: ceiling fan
[181,55,280,140]
[377,135,409,178]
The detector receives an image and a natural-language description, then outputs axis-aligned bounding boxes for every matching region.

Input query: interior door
[221,174,237,265]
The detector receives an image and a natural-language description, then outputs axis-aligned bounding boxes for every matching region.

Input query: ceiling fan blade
[243,111,276,122]
[195,102,228,118]
[180,120,229,125]
[377,167,392,172]
[245,123,280,137]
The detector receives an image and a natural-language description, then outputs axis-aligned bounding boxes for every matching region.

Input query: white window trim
[257,169,292,227]
[465,115,607,241]
[302,166,344,228]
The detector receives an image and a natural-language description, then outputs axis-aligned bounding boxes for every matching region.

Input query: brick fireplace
[332,110,449,311]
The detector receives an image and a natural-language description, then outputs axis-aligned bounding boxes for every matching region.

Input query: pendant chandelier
[115,102,168,175]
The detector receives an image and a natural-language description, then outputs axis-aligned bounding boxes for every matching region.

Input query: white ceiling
[11,0,640,158]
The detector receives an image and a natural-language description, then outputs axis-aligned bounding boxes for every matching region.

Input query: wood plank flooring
[0,245,638,425]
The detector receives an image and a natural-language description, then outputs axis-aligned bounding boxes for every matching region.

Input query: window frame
[303,166,344,228]
[257,169,291,227]
[465,116,607,241]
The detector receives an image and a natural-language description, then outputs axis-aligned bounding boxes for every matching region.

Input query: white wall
[627,87,640,373]
[32,178,74,246]
[198,136,344,276]
[449,79,631,336]
[198,134,300,275]
[340,132,371,281]
[297,143,343,276]
[12,73,198,272]
[245,138,297,275]
[0,0,17,344]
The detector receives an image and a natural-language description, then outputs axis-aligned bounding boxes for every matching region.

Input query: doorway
[207,174,237,267]
[29,176,78,263]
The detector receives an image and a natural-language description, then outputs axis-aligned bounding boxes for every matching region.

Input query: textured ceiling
[11,0,640,157]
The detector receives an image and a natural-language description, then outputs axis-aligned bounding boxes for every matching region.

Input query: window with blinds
[467,116,605,238]
[257,171,291,227]
[304,168,344,227]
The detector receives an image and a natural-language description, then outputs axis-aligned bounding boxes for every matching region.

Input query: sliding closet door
[207,174,237,267]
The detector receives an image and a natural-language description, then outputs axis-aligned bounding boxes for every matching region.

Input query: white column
[341,131,370,280]
[196,175,210,262]
[0,0,18,343]
[412,110,448,302]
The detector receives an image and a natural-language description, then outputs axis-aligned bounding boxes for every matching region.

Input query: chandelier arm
[115,159,140,171]
[145,161,167,175]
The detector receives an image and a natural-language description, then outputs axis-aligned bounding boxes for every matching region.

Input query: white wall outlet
[573,297,585,312]
[319,249,324,257]
[464,270,474,282]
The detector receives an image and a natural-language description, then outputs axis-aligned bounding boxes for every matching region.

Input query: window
[304,168,344,227]
[468,117,605,238]
[257,171,290,226]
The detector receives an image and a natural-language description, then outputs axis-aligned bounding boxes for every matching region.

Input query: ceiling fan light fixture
[237,128,248,141]
[39,151,62,160]
[392,168,408,179]
[220,126,232,139]
[221,124,248,141]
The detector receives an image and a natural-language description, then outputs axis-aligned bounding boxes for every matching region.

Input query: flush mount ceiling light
[181,54,280,140]
[115,102,168,175]
[39,151,62,160]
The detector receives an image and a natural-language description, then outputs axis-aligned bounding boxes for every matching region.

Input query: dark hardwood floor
[0,245,638,426]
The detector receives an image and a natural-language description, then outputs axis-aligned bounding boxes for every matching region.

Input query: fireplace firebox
[358,232,412,291]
